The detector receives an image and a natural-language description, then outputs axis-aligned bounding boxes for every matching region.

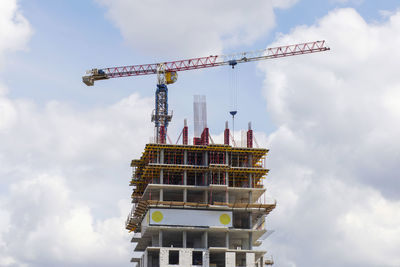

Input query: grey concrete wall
[203,251,209,267]
[159,248,208,267]
[225,252,235,267]
[145,250,148,267]
[140,248,259,267]
[246,252,255,267]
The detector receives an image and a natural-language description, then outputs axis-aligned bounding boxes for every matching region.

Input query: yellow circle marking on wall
[219,213,231,225]
[152,211,163,223]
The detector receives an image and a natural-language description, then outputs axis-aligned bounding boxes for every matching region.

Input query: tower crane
[82,40,330,143]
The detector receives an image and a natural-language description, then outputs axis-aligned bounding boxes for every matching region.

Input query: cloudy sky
[1,0,400,266]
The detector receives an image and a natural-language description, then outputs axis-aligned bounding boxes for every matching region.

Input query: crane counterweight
[82,68,109,86]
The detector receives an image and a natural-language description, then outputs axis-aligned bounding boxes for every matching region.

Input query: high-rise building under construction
[126,97,276,267]
[82,40,329,267]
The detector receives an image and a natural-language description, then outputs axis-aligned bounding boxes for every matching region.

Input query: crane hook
[229,60,237,69]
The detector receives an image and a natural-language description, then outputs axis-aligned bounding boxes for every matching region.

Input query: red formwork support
[193,137,201,145]
[247,129,253,148]
[183,126,188,145]
[201,128,209,146]
[159,126,166,144]
[224,128,229,145]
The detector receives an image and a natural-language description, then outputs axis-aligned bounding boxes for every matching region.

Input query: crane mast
[83,40,330,143]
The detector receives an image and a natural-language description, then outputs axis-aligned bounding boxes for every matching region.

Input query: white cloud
[0,2,156,266]
[263,7,400,197]
[0,16,153,260]
[0,0,29,131]
[259,8,400,267]
[337,191,400,265]
[330,0,364,4]
[0,93,152,165]
[96,0,298,58]
[0,95,17,131]
[0,91,154,266]
[1,174,132,267]
[0,0,32,67]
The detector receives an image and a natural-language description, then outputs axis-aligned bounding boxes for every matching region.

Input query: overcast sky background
[0,0,400,266]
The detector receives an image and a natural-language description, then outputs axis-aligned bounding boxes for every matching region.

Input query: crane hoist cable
[229,61,238,143]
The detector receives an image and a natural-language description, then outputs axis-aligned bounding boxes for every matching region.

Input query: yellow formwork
[131,143,268,167]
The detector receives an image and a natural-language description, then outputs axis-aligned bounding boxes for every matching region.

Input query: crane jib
[88,40,329,81]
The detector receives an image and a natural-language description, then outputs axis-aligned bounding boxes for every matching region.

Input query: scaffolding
[130,144,269,203]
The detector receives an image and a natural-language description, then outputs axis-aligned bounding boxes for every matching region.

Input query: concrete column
[203,231,208,248]
[225,232,229,248]
[249,232,253,250]
[183,231,187,248]
[184,150,187,165]
[160,149,164,164]
[159,230,163,247]
[204,151,208,166]
[160,189,163,201]
[183,171,187,185]
[152,233,158,247]
[148,252,153,267]
[249,190,253,203]
[183,189,187,202]
[249,153,253,188]
[204,190,208,204]
[159,148,164,191]
[249,212,253,229]
[143,250,148,267]
[225,151,229,165]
